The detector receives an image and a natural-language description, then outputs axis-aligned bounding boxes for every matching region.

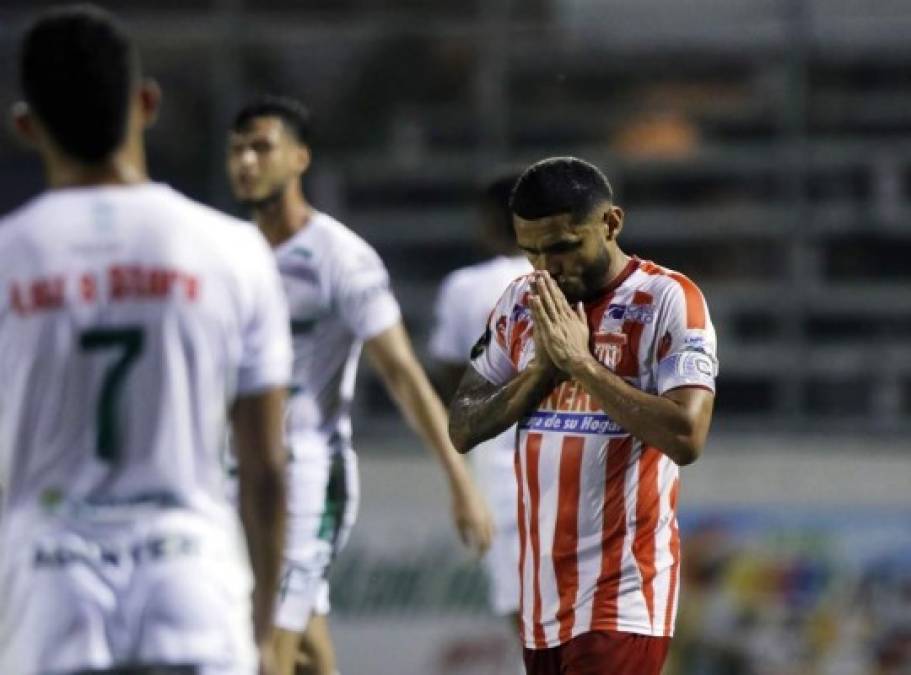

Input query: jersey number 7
[79,327,145,462]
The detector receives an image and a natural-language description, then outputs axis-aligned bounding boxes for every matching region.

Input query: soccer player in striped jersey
[449,157,718,675]
[0,6,290,675]
[226,96,493,675]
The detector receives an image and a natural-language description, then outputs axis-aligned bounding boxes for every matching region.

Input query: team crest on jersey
[593,331,626,370]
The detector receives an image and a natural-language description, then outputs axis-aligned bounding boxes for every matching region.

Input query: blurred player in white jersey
[450,157,718,675]
[225,96,493,675]
[0,6,291,675]
[429,173,530,628]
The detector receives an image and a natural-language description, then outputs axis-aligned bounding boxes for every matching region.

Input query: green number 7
[79,327,145,462]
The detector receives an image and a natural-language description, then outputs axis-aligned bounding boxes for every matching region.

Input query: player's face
[514,208,618,302]
[226,116,307,207]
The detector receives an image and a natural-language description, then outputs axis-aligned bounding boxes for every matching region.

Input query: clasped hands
[528,271,595,379]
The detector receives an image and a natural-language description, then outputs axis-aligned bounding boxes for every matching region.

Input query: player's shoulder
[0,191,59,245]
[310,211,379,254]
[156,185,253,233]
[491,270,535,317]
[633,257,706,298]
[160,185,272,261]
[308,210,387,274]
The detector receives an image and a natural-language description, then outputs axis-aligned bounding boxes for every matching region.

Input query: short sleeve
[335,243,401,340]
[654,277,719,396]
[428,273,471,363]
[237,231,293,395]
[469,280,521,386]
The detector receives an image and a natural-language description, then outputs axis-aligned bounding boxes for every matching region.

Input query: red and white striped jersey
[470,256,718,648]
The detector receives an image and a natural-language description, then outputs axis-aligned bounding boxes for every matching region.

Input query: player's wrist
[565,351,599,381]
[445,460,475,494]
[527,359,561,385]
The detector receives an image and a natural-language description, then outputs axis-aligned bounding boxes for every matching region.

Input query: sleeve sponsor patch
[657,350,717,394]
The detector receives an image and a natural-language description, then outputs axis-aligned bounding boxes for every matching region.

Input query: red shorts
[523,630,670,675]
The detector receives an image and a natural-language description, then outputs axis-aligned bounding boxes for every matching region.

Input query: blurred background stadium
[1,1,909,673]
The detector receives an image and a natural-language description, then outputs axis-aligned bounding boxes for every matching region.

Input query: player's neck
[588,248,633,300]
[606,249,632,284]
[44,141,148,190]
[253,187,313,249]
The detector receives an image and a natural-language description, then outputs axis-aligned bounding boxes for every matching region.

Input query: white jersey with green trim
[0,183,292,537]
[275,211,401,457]
[429,254,531,521]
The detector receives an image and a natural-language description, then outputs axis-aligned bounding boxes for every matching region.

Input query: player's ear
[10,101,39,148]
[138,79,162,128]
[605,205,624,241]
[295,144,311,174]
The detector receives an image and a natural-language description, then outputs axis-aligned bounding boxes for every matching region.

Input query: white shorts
[470,435,521,616]
[275,445,359,632]
[0,513,256,675]
[484,520,521,616]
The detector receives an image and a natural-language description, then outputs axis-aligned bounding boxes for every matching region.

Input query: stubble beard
[237,183,285,212]
[571,251,612,303]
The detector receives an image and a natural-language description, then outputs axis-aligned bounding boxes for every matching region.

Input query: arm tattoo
[448,366,556,453]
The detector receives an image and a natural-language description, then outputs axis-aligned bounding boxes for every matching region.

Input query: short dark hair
[232,95,311,144]
[510,157,614,223]
[480,173,521,242]
[20,4,140,163]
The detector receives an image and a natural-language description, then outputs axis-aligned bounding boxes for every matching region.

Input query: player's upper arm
[653,277,718,461]
[363,321,413,378]
[654,278,719,398]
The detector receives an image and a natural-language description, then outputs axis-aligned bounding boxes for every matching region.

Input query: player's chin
[557,280,585,302]
[233,190,263,207]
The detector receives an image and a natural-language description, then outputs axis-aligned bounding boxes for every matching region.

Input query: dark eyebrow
[519,239,583,255]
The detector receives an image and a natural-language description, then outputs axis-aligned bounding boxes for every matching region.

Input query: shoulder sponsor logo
[607,303,626,320]
[604,302,654,325]
[510,300,531,324]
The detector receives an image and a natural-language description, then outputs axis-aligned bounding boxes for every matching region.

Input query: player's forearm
[448,365,557,453]
[239,460,286,643]
[569,355,703,465]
